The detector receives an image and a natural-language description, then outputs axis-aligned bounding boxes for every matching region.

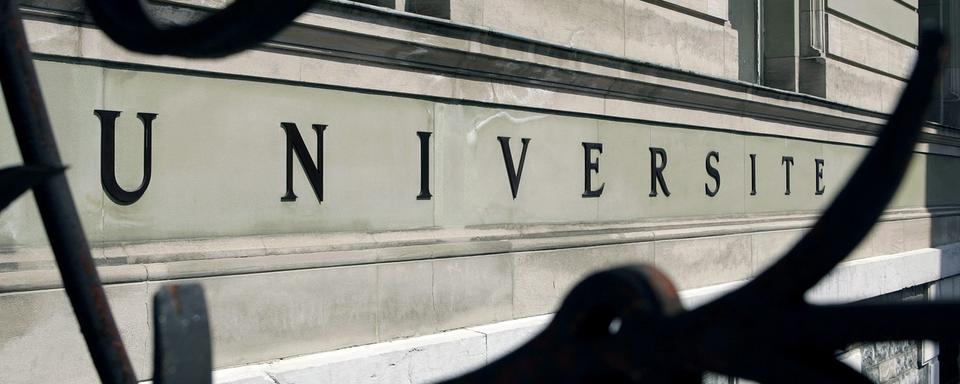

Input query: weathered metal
[0,165,61,210]
[154,285,213,384]
[0,2,137,383]
[83,0,316,58]
[0,1,955,383]
[441,28,953,384]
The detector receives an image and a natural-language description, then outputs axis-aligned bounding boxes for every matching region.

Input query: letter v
[497,136,531,199]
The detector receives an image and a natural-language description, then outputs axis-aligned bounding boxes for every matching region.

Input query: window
[729,0,762,83]
[350,0,450,19]
[920,0,960,127]
[351,0,396,8]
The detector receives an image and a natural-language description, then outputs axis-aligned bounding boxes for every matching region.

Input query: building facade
[1,0,960,383]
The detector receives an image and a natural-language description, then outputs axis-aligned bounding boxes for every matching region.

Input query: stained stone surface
[0,1,955,382]
[1,60,954,248]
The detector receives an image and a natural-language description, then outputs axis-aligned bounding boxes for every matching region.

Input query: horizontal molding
[825,54,907,83]
[826,8,918,48]
[3,206,959,293]
[825,14,915,81]
[637,0,727,25]
[15,1,960,152]
[683,243,960,307]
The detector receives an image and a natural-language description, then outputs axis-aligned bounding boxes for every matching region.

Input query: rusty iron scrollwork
[0,0,955,383]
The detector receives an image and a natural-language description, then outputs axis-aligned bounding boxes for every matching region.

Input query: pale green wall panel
[827,0,919,44]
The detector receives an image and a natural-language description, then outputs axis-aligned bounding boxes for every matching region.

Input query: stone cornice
[2,206,958,293]
[15,0,960,152]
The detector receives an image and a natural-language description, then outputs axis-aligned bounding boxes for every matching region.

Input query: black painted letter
[93,110,157,206]
[781,156,794,195]
[749,153,757,196]
[815,158,825,195]
[280,123,326,204]
[497,136,531,199]
[417,131,432,200]
[649,147,671,197]
[581,142,604,198]
[705,151,720,197]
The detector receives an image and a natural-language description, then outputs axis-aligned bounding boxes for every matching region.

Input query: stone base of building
[200,244,960,384]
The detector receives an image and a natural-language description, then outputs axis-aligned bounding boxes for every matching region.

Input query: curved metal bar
[0,165,62,211]
[83,0,317,58]
[0,2,137,383]
[788,303,960,347]
[706,28,946,308]
[735,356,874,384]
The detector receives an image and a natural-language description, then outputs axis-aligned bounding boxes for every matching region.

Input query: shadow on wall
[918,0,960,380]
[931,143,960,384]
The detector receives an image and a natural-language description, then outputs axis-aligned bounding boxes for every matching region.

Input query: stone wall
[816,0,918,113]
[859,340,929,384]
[842,285,934,384]
[2,1,960,383]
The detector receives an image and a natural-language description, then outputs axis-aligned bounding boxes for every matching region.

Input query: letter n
[280,122,325,204]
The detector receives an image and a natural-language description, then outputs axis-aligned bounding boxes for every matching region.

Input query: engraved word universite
[93,110,827,206]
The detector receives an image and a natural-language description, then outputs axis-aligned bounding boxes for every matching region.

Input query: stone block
[159,265,379,368]
[820,144,868,203]
[432,254,513,331]
[79,27,190,70]
[0,283,150,384]
[827,0,918,45]
[432,104,599,227]
[925,155,960,207]
[823,58,906,113]
[646,125,747,218]
[299,54,457,99]
[750,229,806,273]
[932,216,960,247]
[95,65,436,243]
[377,261,438,341]
[743,135,826,214]
[449,0,482,24]
[596,121,652,221]
[467,315,551,362]
[654,235,751,290]
[903,218,933,250]
[23,19,80,57]
[870,220,906,257]
[218,376,275,384]
[849,233,876,261]
[863,365,881,382]
[839,348,863,372]
[644,0,730,21]
[512,243,655,317]
[827,15,915,79]
[625,0,729,78]
[480,0,626,57]
[723,25,740,80]
[890,152,927,209]
[702,372,735,384]
[0,61,105,248]
[263,329,486,384]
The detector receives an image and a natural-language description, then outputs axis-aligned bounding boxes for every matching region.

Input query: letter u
[93,110,157,205]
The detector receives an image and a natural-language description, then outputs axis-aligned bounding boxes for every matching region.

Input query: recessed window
[351,0,396,8]
[406,0,450,19]
[729,0,761,83]
[920,0,960,127]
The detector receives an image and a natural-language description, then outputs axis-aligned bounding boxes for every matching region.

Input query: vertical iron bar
[153,284,212,384]
[0,2,136,383]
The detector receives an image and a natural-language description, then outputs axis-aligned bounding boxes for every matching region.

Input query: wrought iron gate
[0,1,956,382]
